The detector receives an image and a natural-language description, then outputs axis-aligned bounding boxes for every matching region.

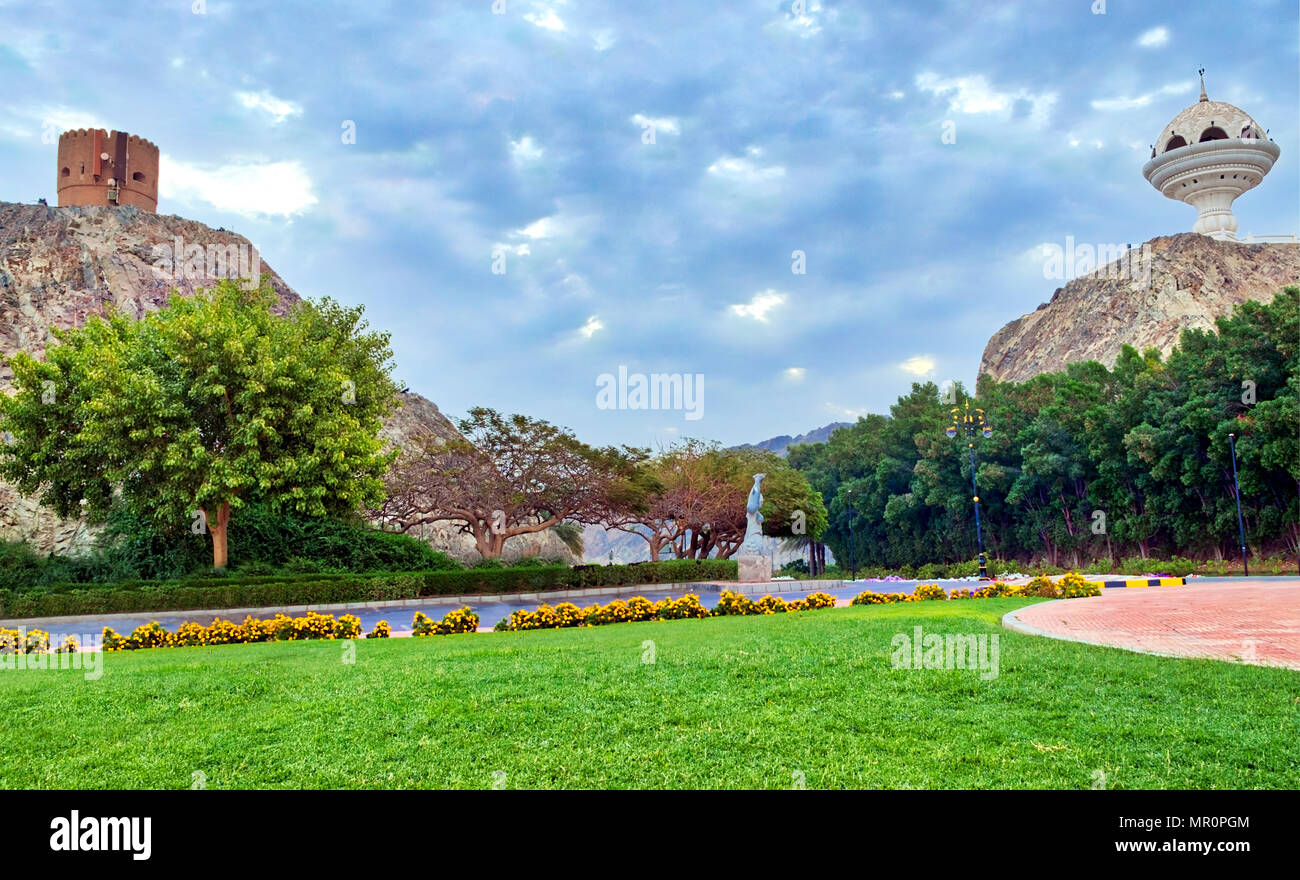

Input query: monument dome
[1141,73,1280,240]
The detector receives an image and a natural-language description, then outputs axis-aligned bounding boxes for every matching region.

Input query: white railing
[1236,233,1300,244]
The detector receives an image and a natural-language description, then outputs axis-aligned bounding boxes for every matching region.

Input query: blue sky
[1,0,1296,448]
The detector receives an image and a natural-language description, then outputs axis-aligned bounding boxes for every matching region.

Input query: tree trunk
[208,501,231,570]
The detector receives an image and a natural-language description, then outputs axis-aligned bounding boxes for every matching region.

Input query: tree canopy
[0,281,399,569]
[375,407,652,558]
[789,288,1299,569]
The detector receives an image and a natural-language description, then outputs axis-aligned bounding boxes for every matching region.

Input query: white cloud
[730,290,786,322]
[825,401,868,419]
[511,135,543,162]
[915,71,1056,127]
[235,90,303,124]
[578,315,603,339]
[1090,80,1194,112]
[899,355,936,376]
[592,29,616,52]
[524,8,565,31]
[160,155,317,217]
[1137,26,1169,48]
[632,113,680,136]
[37,107,108,136]
[707,151,786,185]
[518,216,561,239]
[784,367,807,381]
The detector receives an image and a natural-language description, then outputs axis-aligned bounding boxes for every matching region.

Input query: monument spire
[1142,73,1279,240]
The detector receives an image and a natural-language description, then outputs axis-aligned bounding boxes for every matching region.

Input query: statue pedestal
[736,555,771,583]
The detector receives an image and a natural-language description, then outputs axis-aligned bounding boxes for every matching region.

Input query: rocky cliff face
[0,202,573,564]
[980,233,1300,383]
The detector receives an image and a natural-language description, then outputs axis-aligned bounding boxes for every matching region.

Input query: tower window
[1165,135,1187,151]
[1199,126,1228,142]
[132,171,145,182]
[61,167,70,177]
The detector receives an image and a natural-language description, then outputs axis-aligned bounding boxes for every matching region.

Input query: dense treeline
[789,288,1299,570]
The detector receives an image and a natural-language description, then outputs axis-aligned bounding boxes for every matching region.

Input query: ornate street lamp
[1228,432,1249,576]
[844,486,857,582]
[947,401,993,580]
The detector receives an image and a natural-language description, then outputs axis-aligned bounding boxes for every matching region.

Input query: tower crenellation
[56,128,159,212]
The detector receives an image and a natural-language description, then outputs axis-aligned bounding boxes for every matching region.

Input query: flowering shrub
[1024,575,1060,598]
[413,607,480,636]
[912,583,948,601]
[1057,572,1101,598]
[367,620,391,639]
[494,590,831,632]
[850,591,890,605]
[711,590,756,616]
[972,582,1021,599]
[653,594,711,620]
[442,606,480,633]
[100,609,383,651]
[753,595,790,614]
[0,627,52,654]
[949,588,972,600]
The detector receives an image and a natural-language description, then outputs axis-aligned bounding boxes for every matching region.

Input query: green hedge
[0,559,738,620]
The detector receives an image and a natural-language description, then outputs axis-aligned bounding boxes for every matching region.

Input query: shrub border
[0,559,738,620]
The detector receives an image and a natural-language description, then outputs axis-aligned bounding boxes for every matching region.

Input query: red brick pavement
[1007,579,1300,669]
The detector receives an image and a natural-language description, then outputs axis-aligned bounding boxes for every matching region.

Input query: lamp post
[1228,432,1249,576]
[845,487,857,582]
[947,401,993,580]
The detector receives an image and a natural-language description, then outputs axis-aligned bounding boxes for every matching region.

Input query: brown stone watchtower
[56,128,159,212]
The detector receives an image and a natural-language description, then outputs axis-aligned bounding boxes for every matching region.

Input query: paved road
[4,577,956,639]
[1005,578,1300,669]
[12,574,1295,644]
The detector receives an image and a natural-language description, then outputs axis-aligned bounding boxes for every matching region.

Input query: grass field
[2,599,1297,789]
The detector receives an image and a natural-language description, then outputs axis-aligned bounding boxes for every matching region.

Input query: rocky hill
[980,233,1300,383]
[733,421,849,457]
[0,202,573,563]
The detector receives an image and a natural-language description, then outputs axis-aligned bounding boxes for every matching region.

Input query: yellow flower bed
[101,611,376,652]
[495,590,835,632]
[0,628,76,654]
[411,607,480,636]
[851,573,1100,605]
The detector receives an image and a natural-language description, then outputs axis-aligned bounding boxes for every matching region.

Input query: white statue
[739,473,766,555]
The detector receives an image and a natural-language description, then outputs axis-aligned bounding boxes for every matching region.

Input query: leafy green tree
[787,289,1299,569]
[0,281,399,570]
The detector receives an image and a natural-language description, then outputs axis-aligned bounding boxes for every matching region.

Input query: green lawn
[2,599,1297,789]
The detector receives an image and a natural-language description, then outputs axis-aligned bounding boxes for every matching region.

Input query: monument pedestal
[736,554,771,583]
